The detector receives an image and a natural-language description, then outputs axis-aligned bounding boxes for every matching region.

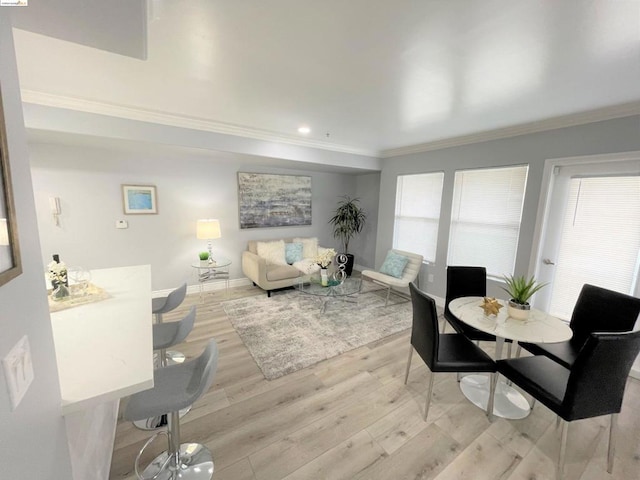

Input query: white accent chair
[361,249,424,306]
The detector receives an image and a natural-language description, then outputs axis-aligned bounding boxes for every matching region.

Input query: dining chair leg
[385,287,391,306]
[515,345,522,358]
[423,372,435,421]
[404,344,413,385]
[558,419,568,480]
[608,413,618,474]
[506,342,512,359]
[456,372,461,382]
[556,415,561,429]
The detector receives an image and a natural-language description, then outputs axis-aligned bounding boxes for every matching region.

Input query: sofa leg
[267,290,271,298]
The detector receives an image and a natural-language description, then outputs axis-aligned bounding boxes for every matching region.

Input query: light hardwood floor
[109,284,640,480]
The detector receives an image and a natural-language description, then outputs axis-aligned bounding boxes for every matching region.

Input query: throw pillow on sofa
[256,240,287,265]
[379,251,410,278]
[293,237,318,259]
[285,242,304,264]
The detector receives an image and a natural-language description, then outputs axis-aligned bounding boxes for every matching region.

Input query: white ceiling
[10,0,640,158]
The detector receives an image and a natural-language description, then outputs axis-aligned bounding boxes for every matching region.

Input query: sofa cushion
[266,263,301,281]
[256,240,287,265]
[379,251,409,278]
[285,242,304,264]
[293,237,318,259]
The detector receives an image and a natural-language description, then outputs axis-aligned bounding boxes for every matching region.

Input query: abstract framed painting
[238,172,312,229]
[0,85,22,287]
[122,184,158,214]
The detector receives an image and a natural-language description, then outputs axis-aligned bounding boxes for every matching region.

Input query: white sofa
[242,237,330,296]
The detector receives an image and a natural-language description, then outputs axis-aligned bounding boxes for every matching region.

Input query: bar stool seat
[153,282,188,364]
[125,339,219,480]
[135,306,196,431]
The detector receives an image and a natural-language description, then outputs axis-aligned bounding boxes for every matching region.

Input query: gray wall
[30,143,380,291]
[375,115,640,299]
[0,14,74,479]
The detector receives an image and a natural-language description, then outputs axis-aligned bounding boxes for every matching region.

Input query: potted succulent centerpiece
[329,196,366,276]
[501,274,547,320]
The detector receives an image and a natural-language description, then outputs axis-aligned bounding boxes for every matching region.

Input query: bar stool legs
[134,411,214,480]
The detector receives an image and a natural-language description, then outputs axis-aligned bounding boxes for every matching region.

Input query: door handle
[542,258,556,265]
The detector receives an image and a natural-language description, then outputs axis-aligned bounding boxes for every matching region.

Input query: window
[548,175,640,319]
[448,165,528,276]
[393,172,444,263]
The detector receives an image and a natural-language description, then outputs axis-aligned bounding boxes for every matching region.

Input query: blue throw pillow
[379,251,410,278]
[285,242,304,264]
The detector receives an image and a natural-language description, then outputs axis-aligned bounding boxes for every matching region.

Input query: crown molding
[380,101,640,158]
[20,90,379,158]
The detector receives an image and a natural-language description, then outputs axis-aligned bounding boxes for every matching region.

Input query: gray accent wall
[0,14,74,479]
[29,144,380,290]
[376,115,640,299]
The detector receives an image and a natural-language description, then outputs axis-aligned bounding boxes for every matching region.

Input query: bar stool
[125,339,218,480]
[153,282,188,364]
[135,305,197,430]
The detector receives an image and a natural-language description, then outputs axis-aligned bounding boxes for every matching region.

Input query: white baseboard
[152,277,251,298]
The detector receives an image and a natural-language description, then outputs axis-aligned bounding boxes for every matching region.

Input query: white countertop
[50,265,154,415]
[448,296,573,344]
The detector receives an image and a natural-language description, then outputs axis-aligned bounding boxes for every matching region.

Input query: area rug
[222,282,442,380]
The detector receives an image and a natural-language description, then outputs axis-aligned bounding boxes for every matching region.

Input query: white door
[532,153,640,375]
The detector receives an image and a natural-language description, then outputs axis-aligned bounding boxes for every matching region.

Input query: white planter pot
[507,300,531,320]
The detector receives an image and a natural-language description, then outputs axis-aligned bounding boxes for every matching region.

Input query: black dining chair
[519,284,640,369]
[444,266,498,342]
[405,282,497,421]
[497,329,640,479]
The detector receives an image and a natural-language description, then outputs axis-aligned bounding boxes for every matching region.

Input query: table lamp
[196,219,221,264]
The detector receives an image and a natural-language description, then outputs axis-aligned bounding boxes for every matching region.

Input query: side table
[191,258,231,302]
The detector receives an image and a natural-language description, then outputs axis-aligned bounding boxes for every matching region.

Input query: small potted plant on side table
[501,274,547,320]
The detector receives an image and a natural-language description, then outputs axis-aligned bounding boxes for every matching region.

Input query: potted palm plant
[501,274,547,320]
[329,196,366,276]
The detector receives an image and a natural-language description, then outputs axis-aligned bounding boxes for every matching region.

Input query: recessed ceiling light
[298,126,311,134]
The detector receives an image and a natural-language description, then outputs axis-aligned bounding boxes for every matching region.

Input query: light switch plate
[2,335,34,410]
[116,220,128,229]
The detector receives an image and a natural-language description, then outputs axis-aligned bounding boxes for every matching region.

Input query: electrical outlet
[116,220,128,229]
[2,335,34,410]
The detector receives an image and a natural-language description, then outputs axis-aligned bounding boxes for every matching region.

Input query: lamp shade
[0,218,8,246]
[196,219,221,240]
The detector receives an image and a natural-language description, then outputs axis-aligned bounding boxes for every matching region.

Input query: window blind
[447,165,528,276]
[393,172,444,263]
[548,175,640,319]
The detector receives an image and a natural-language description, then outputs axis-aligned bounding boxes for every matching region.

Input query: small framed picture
[122,184,158,214]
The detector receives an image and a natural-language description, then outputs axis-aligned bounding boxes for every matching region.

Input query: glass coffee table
[295,276,362,313]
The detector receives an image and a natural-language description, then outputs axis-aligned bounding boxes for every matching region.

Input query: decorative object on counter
[122,184,157,214]
[320,268,328,286]
[48,282,111,312]
[501,274,547,320]
[68,266,92,297]
[48,254,68,290]
[479,296,503,316]
[196,219,221,264]
[329,196,366,276]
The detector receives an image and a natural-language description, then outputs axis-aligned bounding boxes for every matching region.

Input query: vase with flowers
[315,248,336,286]
[48,254,70,300]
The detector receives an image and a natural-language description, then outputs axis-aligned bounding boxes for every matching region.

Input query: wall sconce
[196,219,221,264]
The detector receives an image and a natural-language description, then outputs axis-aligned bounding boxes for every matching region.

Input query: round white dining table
[448,296,572,419]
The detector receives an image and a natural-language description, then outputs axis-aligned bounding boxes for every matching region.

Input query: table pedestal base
[460,374,530,419]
